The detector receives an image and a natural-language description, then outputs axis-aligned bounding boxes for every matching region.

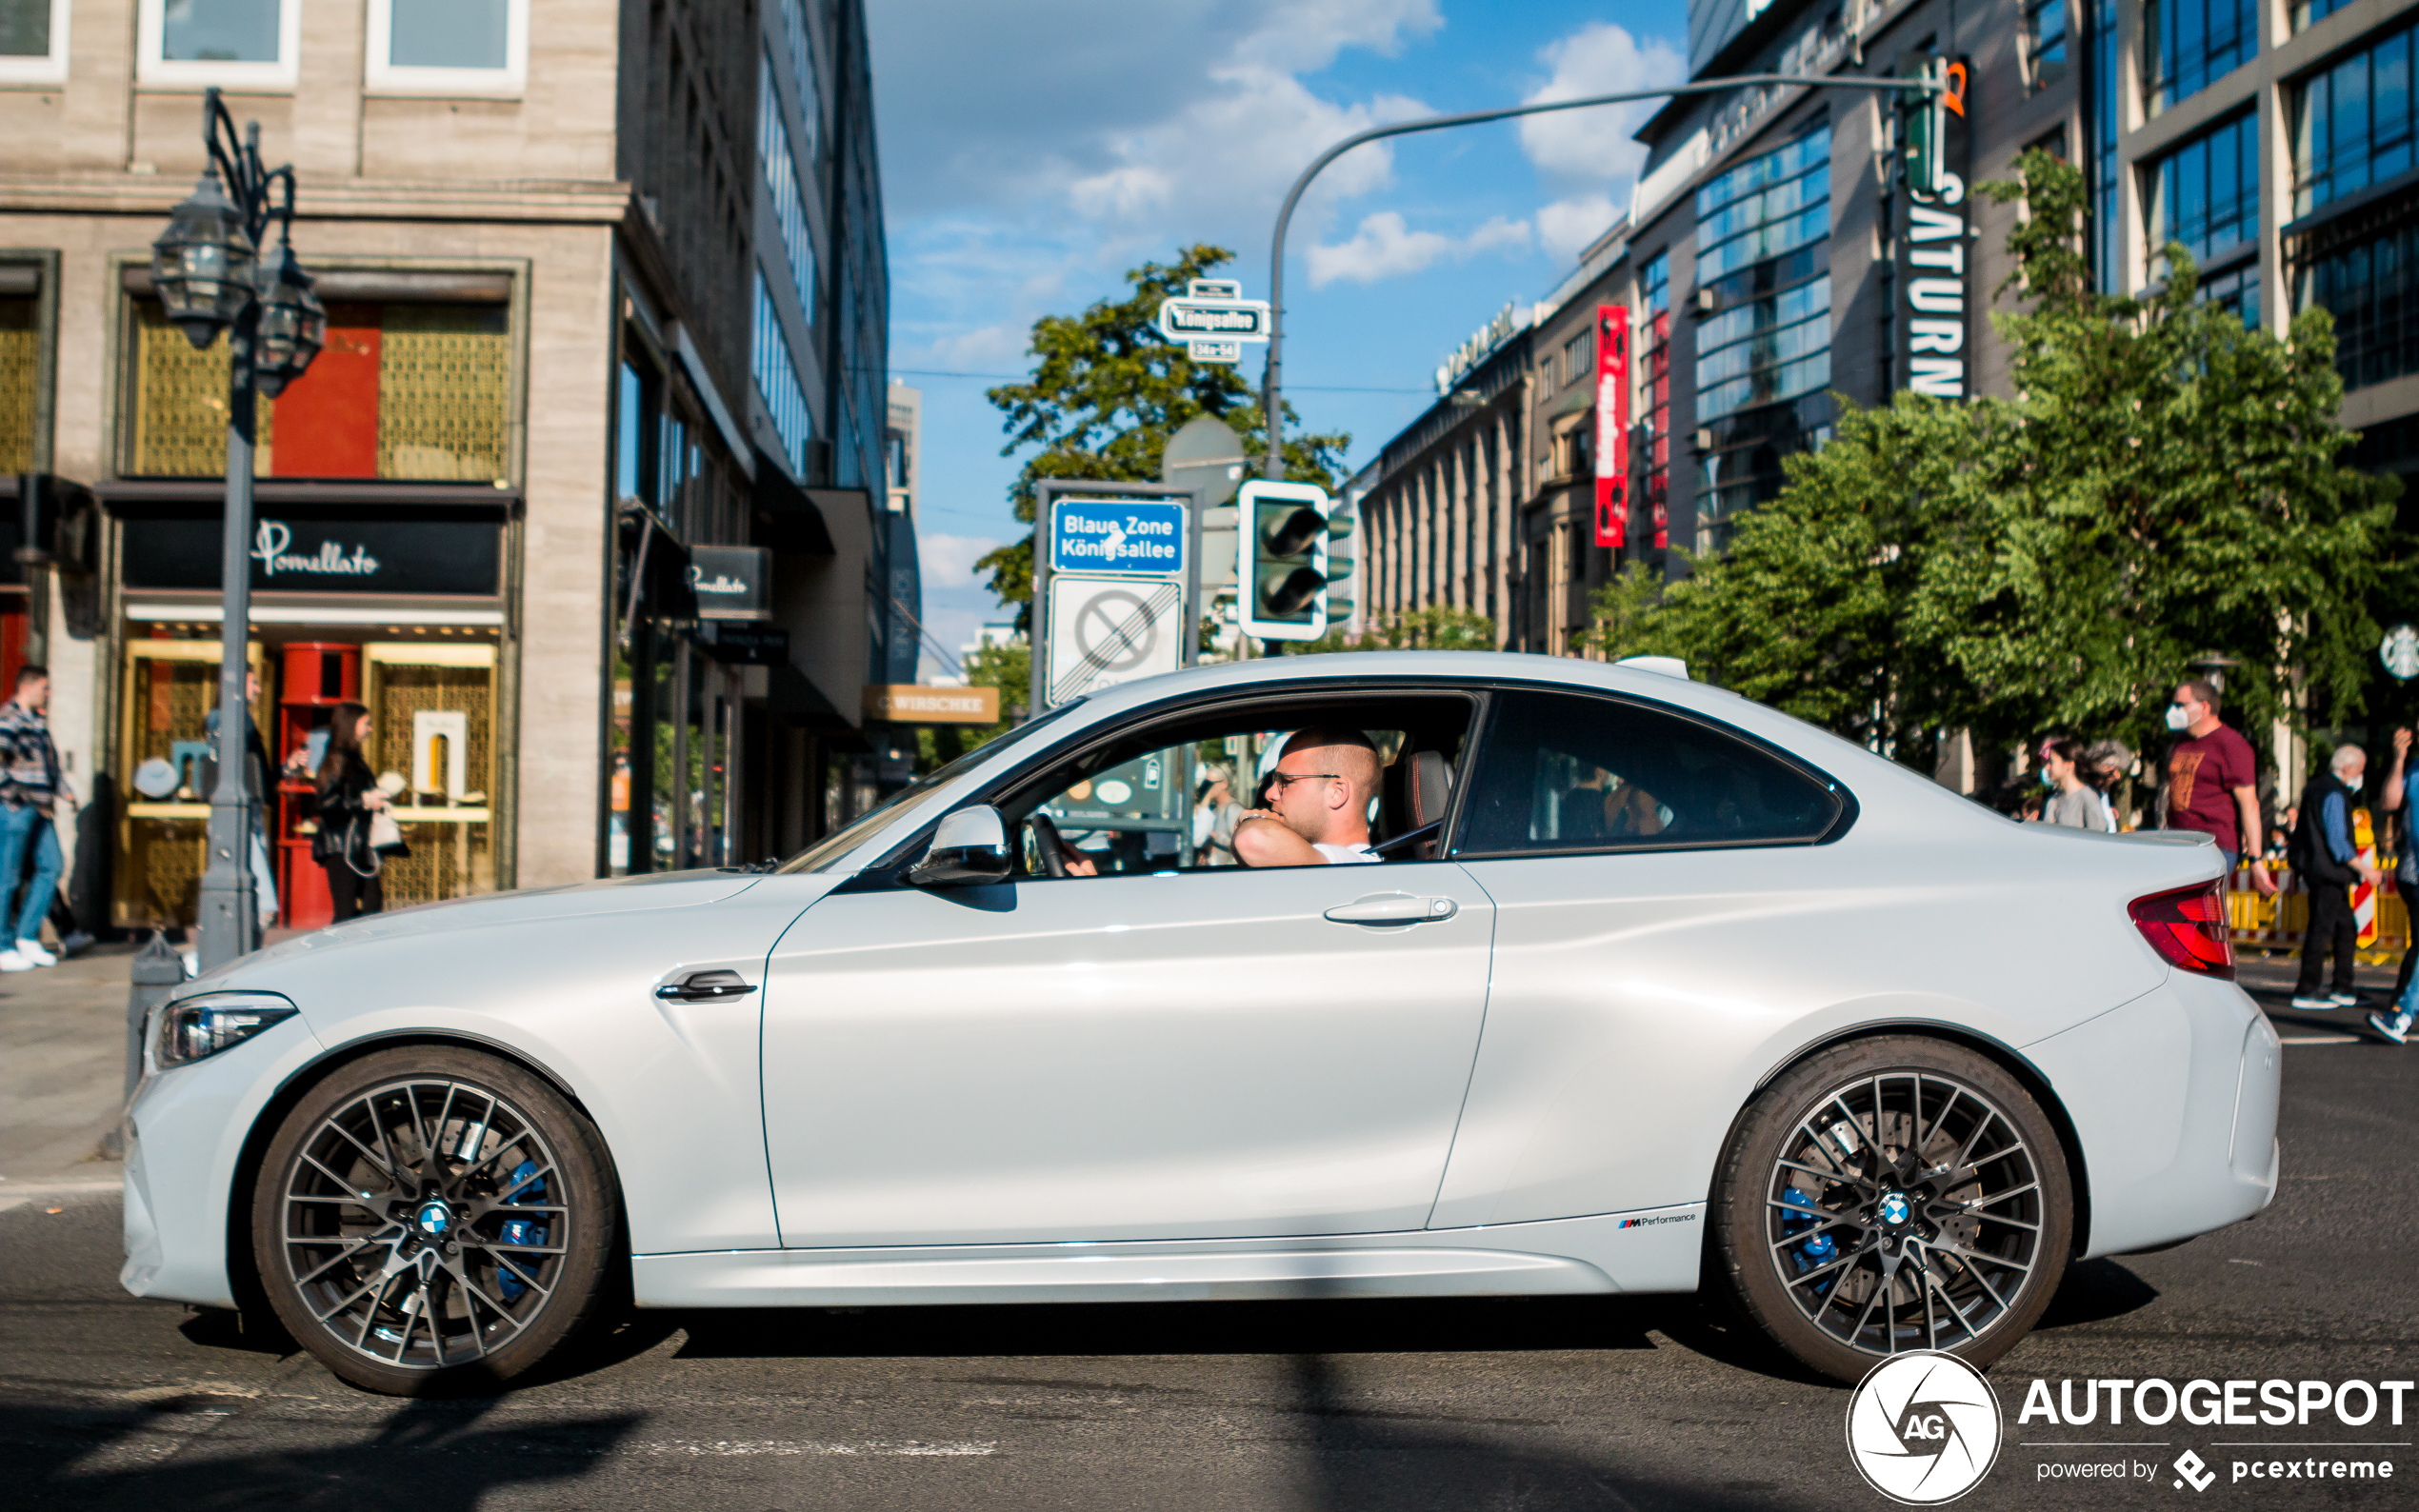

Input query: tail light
[2129,882,2235,980]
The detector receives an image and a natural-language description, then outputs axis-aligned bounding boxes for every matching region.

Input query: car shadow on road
[2033,1257,2161,1331]
[5,1391,647,1512]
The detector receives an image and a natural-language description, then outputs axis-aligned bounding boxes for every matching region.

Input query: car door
[758,746,1495,1249]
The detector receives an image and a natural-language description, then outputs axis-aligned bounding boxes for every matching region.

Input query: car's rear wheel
[1709,1036,2072,1383]
[251,1045,617,1395]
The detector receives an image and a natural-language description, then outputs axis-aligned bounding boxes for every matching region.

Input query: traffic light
[1237,479,1330,640]
[1906,57,1964,199]
[1323,502,1357,625]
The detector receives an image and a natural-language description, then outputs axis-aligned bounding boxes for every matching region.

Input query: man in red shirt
[2164,680,2276,894]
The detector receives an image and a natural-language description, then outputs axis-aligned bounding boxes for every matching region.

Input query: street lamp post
[1258,73,1936,482]
[153,88,325,973]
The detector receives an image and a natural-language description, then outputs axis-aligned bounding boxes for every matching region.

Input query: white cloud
[1307,211,1532,288]
[1536,193,1620,265]
[918,532,1005,590]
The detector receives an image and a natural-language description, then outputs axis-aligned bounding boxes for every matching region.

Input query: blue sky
[865,0,1688,674]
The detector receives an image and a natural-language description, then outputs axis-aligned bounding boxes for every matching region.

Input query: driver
[1233,727,1382,866]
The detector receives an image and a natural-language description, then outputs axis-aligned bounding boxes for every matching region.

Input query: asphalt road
[3,964,2411,1511]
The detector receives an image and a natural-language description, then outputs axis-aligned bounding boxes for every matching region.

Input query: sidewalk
[0,945,135,1189]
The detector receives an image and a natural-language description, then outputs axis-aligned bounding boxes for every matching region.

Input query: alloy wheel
[274,1076,571,1371]
[1762,1069,2047,1358]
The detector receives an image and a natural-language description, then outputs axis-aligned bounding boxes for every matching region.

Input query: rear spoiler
[2112,829,2218,848]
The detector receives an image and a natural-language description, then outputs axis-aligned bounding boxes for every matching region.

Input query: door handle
[654,969,757,1003]
[1323,893,1458,925]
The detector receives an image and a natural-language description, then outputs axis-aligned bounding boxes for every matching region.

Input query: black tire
[1709,1036,2072,1384]
[250,1044,618,1395]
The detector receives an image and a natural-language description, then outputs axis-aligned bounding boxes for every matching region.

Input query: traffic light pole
[1257,72,1939,483]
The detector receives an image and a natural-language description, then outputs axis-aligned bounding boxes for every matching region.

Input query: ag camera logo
[1846,1351,2003,1504]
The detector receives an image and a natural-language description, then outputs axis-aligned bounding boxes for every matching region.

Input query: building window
[0,0,70,85]
[2294,0,2350,30]
[366,0,527,95]
[127,299,510,480]
[0,290,35,473]
[759,50,817,324]
[2147,112,2260,274]
[2201,261,2261,327]
[1561,326,1593,389]
[2090,0,2121,288]
[752,271,811,477]
[2143,0,2257,115]
[2302,222,2419,389]
[137,0,299,90]
[1694,126,1831,285]
[1636,250,1671,550]
[1695,274,1831,422]
[784,0,822,164]
[2295,21,2417,217]
[2024,0,2069,92]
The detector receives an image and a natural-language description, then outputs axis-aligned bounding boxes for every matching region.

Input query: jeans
[0,803,61,946]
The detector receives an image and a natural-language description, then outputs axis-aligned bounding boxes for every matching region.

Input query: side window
[1455,690,1844,855]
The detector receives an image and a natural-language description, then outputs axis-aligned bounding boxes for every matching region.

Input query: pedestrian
[2083,739,2130,831]
[2289,745,2379,1011]
[0,666,68,971]
[2163,681,2277,894]
[206,667,280,931]
[312,702,390,922]
[2369,728,2419,1044]
[1191,765,1242,866]
[2033,739,2102,829]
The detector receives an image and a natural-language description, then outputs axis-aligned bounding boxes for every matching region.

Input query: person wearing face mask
[2030,738,2102,828]
[2288,744,2380,1011]
[2163,681,2277,895]
[2084,739,2130,831]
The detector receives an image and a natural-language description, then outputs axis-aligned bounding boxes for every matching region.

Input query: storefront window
[0,292,33,473]
[127,299,510,481]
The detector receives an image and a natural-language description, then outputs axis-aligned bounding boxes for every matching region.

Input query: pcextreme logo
[1846,1351,2004,1505]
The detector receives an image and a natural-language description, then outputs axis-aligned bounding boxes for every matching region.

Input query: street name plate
[1049,496,1187,578]
[1186,337,1242,364]
[1156,297,1271,342]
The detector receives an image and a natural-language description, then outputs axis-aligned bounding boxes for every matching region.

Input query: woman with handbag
[312,702,392,921]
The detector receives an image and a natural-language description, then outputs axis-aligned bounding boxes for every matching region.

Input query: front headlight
[156,991,299,1069]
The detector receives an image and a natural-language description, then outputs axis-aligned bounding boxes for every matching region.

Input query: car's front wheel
[251,1045,617,1395]
[1709,1036,2073,1383]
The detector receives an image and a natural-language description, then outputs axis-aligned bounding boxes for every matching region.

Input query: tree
[914,637,1030,774]
[1595,150,2397,770]
[1285,605,1500,654]
[976,246,1349,629]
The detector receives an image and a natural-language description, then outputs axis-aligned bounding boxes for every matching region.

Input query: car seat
[1378,748,1454,860]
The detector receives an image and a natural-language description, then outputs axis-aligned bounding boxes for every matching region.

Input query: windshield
[773,701,1084,873]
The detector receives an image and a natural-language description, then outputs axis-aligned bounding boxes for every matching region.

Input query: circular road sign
[2384,624,2419,682]
[1075,588,1156,672]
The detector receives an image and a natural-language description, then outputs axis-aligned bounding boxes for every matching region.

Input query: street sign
[1157,297,1272,344]
[2384,624,2419,681]
[1187,279,1242,299]
[1187,337,1243,364]
[1046,572,1184,704]
[1049,496,1187,578]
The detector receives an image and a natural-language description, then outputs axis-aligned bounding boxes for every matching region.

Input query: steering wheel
[1027,811,1073,879]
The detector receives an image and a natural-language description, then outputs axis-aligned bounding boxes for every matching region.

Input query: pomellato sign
[123,513,503,596]
[253,520,379,578]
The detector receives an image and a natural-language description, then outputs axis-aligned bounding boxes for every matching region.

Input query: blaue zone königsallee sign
[1048,497,1187,578]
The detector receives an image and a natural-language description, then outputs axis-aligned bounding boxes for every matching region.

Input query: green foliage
[976,246,1350,628]
[1283,605,1501,653]
[914,638,1030,774]
[1599,150,2398,767]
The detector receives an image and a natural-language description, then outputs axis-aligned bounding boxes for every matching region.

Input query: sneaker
[2369,1011,2411,1046]
[2289,994,2339,1010]
[14,940,56,967]
[2328,991,2363,1007]
[0,949,30,973]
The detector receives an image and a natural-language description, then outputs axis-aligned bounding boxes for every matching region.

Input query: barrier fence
[2228,865,2409,963]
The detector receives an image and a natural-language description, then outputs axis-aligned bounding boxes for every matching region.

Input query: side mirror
[907,805,1012,887]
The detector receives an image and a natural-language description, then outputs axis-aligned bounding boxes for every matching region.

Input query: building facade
[0,0,897,935]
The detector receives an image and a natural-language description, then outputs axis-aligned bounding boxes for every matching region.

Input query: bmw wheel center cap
[413,1199,453,1238]
[1879,1191,1911,1227]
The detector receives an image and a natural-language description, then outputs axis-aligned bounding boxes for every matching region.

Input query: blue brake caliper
[496,1159,548,1303]
[1778,1186,1836,1290]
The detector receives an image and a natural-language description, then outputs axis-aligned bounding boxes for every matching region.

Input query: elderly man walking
[2289,745,2379,1011]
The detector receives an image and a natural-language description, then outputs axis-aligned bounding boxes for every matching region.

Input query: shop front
[104,488,516,931]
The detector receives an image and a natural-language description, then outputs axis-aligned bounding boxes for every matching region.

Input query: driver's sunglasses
[1266,771,1341,793]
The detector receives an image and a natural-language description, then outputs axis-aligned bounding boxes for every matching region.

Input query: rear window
[1454,689,1845,855]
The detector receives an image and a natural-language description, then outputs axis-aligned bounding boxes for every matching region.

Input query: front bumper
[2024,972,2281,1259]
[118,1011,326,1309]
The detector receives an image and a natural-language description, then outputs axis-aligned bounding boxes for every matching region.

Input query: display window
[114,638,270,931]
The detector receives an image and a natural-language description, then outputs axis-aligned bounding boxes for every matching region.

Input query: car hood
[187,869,770,987]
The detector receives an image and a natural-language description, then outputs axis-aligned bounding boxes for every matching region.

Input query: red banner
[1593,304,1629,548]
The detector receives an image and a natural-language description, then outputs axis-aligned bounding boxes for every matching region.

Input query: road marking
[623,1440,998,1457]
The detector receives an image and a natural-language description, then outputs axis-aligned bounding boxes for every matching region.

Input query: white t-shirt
[1314,842,1380,865]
